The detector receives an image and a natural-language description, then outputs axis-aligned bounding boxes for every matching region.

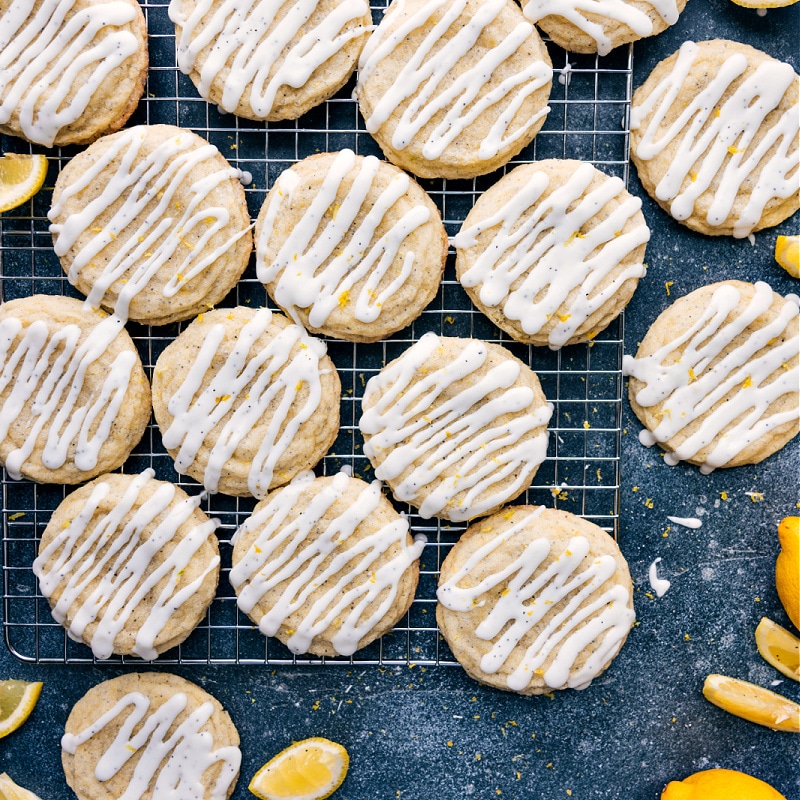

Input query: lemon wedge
[729,0,798,7]
[0,772,43,800]
[776,516,800,628]
[756,617,800,682]
[703,674,800,732]
[775,235,800,278]
[0,680,43,739]
[249,737,349,800]
[0,154,48,213]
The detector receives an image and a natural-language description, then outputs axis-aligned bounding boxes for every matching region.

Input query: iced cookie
[0,294,150,484]
[355,0,553,180]
[152,306,341,498]
[453,159,649,349]
[230,470,424,657]
[623,280,800,473]
[49,125,253,326]
[0,0,148,147]
[359,332,552,522]
[630,40,800,238]
[256,150,448,342]
[437,505,635,694]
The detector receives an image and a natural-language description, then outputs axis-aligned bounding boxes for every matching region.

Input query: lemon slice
[0,154,48,213]
[249,737,349,800]
[729,0,798,7]
[775,235,800,279]
[0,772,43,800]
[703,674,800,732]
[0,680,43,739]
[777,516,800,629]
[756,617,800,682]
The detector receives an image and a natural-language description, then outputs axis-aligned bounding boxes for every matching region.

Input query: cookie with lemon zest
[756,617,800,682]
[0,680,43,739]
[0,155,47,213]
[703,673,800,732]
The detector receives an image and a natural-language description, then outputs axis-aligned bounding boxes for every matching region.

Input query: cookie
[255,150,448,343]
[0,0,148,147]
[33,469,220,660]
[437,505,636,694]
[521,0,687,56]
[0,294,150,484]
[152,306,341,498]
[355,0,553,180]
[62,672,241,800]
[230,470,424,657]
[359,332,552,522]
[49,125,253,327]
[623,280,800,473]
[453,159,649,349]
[170,0,371,122]
[630,40,800,238]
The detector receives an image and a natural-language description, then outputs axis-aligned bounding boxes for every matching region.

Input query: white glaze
[61,689,240,800]
[623,282,800,473]
[359,332,552,521]
[49,126,250,322]
[647,557,671,597]
[666,515,702,529]
[357,0,552,162]
[33,469,219,660]
[631,41,800,238]
[257,149,431,327]
[170,0,370,118]
[438,507,635,691]
[453,161,649,349]
[0,0,140,147]
[230,470,425,656]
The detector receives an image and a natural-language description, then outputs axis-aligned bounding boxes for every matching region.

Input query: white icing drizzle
[666,515,702,529]
[161,307,329,498]
[437,507,635,691]
[32,469,219,660]
[359,332,552,521]
[630,41,800,238]
[453,162,649,349]
[357,0,552,161]
[0,311,135,479]
[648,556,671,597]
[257,149,431,327]
[230,470,425,656]
[169,0,370,118]
[0,0,140,147]
[49,126,251,322]
[623,282,800,473]
[522,0,681,56]
[61,689,241,800]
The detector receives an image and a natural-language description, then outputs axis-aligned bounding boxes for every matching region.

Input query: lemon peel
[661,768,787,800]
[729,0,798,6]
[776,516,800,629]
[702,674,800,732]
[0,772,44,800]
[756,617,800,682]
[0,154,48,213]
[774,235,800,278]
[0,680,43,739]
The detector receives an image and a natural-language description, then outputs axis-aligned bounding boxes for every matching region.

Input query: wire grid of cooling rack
[1,0,634,666]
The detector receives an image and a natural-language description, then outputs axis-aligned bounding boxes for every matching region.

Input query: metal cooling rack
[1,0,634,666]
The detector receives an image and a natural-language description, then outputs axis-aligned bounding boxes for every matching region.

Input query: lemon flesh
[661,767,787,800]
[703,673,800,732]
[776,516,800,629]
[775,235,800,278]
[0,680,43,739]
[0,154,48,213]
[0,773,43,800]
[756,617,800,682]
[249,737,349,800]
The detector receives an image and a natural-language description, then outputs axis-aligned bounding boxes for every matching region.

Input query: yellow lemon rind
[0,154,48,214]
[0,680,43,739]
[756,617,800,682]
[774,235,800,279]
[661,767,788,800]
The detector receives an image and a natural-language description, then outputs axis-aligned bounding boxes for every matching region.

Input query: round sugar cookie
[355,0,553,180]
[454,159,649,349]
[152,306,341,499]
[623,280,800,473]
[170,0,371,121]
[62,672,241,800]
[630,39,800,238]
[521,0,688,56]
[0,294,150,485]
[436,505,636,695]
[256,150,448,343]
[230,470,424,657]
[359,332,552,522]
[0,0,148,147]
[34,470,220,660]
[50,125,253,326]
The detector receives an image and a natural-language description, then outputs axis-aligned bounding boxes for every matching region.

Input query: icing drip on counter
[61,690,241,800]
[359,332,552,521]
[161,308,328,498]
[33,469,219,660]
[257,149,431,327]
[230,470,425,656]
[357,0,552,161]
[437,507,635,691]
[623,282,800,473]
[0,312,134,479]
[169,0,370,118]
[49,126,250,321]
[666,515,702,529]
[631,41,800,238]
[453,162,649,349]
